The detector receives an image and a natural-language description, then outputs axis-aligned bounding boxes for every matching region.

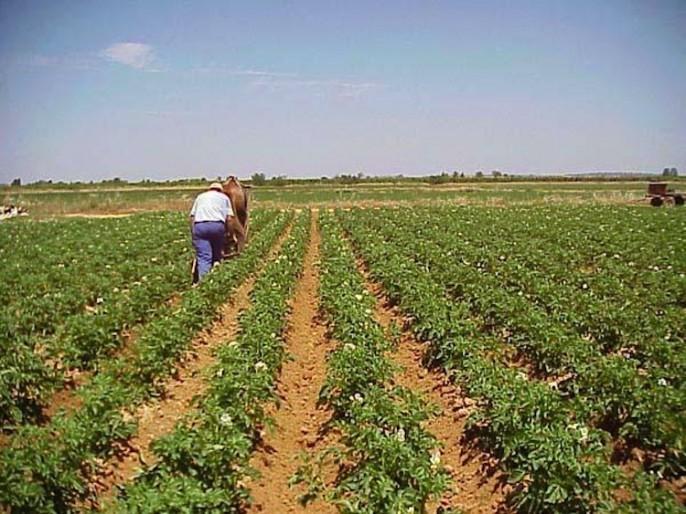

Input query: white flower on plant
[578,426,589,443]
[430,449,441,469]
[255,361,268,372]
[353,393,364,403]
[220,413,232,426]
[355,294,363,301]
[395,428,406,442]
[96,297,104,304]
[344,343,356,351]
[658,378,668,387]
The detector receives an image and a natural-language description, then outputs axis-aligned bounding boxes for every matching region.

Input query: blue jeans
[192,221,226,280]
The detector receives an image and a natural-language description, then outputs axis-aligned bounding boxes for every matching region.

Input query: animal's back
[223,177,249,229]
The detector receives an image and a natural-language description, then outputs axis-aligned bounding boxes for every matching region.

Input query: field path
[357,259,509,514]
[89,223,293,506]
[246,211,336,514]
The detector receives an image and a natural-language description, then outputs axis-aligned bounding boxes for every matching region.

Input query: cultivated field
[0,185,684,513]
[1,180,658,217]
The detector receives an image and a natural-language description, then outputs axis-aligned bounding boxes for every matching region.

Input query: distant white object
[0,205,28,221]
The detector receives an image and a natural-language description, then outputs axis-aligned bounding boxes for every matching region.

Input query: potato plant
[0,211,291,513]
[297,212,449,513]
[0,213,195,428]
[354,205,686,475]
[112,210,311,513]
[339,208,682,513]
[351,206,686,477]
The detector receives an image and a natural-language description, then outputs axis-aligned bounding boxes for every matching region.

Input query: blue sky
[1,0,685,182]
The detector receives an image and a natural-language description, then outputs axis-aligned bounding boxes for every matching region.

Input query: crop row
[456,207,682,369]
[338,209,681,513]
[294,212,448,513]
[408,207,686,378]
[352,207,686,476]
[110,210,312,512]
[0,213,190,340]
[7,211,271,432]
[0,211,291,513]
[0,212,199,428]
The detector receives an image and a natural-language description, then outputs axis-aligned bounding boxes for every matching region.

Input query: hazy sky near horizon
[1,0,685,182]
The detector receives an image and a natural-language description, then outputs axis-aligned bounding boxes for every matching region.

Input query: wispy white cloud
[193,66,296,79]
[25,54,96,70]
[251,76,382,98]
[194,65,380,97]
[141,109,196,117]
[100,42,158,71]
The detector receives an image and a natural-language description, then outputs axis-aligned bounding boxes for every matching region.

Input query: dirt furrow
[357,260,509,514]
[43,289,185,423]
[246,211,336,514]
[88,223,293,507]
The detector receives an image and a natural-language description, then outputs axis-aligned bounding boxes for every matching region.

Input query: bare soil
[358,262,509,514]
[246,212,336,514]
[87,224,293,508]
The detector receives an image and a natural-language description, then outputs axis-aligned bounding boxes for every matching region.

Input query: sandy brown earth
[358,262,509,514]
[87,223,293,508]
[246,212,336,514]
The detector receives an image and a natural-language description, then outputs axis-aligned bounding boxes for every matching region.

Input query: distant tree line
[4,169,683,190]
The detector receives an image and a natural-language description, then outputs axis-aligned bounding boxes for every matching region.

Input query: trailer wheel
[650,196,664,207]
[674,194,684,206]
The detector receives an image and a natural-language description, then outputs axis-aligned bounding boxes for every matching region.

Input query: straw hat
[208,182,223,191]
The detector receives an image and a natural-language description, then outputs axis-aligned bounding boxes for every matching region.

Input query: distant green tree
[492,170,502,177]
[475,171,484,178]
[671,167,678,176]
[251,172,267,185]
[270,175,288,186]
[11,178,21,186]
[663,167,670,176]
[662,167,679,177]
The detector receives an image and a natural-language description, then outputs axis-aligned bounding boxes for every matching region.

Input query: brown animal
[222,176,250,255]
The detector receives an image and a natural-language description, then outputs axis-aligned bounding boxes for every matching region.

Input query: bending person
[190,182,233,282]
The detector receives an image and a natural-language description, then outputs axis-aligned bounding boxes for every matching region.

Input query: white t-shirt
[190,190,233,222]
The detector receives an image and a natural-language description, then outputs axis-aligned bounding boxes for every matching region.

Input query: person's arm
[190,198,198,233]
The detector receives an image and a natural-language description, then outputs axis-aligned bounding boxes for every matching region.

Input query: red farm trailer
[646,182,684,207]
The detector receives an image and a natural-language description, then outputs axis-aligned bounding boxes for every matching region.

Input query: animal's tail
[239,188,249,229]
